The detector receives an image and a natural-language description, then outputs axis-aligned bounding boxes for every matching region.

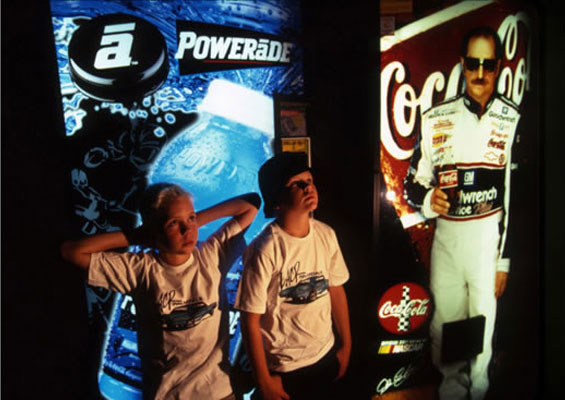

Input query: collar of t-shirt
[273,219,313,242]
[157,253,195,270]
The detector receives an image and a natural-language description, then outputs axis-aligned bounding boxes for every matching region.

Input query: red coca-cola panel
[380,1,533,233]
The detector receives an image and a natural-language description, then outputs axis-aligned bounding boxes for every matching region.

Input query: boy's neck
[277,211,311,238]
[159,252,191,266]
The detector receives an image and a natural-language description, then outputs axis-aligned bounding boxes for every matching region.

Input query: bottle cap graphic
[199,79,274,136]
[68,13,169,102]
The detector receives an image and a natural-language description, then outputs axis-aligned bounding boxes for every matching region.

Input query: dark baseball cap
[259,152,310,218]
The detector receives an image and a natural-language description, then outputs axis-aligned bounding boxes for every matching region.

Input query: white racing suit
[403,94,520,400]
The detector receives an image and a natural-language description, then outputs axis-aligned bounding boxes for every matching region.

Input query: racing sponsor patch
[490,129,509,139]
[432,133,448,147]
[488,138,506,150]
[438,169,458,189]
[492,121,508,131]
[432,119,454,131]
[488,110,517,123]
[484,151,499,162]
[463,171,475,186]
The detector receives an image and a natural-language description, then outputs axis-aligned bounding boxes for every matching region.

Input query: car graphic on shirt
[279,276,329,304]
[160,301,217,331]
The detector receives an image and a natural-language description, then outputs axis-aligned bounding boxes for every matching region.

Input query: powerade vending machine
[49,1,303,398]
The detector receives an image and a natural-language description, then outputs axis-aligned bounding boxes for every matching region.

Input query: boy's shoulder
[101,248,160,267]
[248,222,277,251]
[310,218,334,232]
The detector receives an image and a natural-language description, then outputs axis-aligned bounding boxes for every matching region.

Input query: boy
[235,152,351,400]
[61,182,261,399]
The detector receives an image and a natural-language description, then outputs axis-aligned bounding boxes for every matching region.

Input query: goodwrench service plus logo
[175,21,295,75]
[378,282,431,335]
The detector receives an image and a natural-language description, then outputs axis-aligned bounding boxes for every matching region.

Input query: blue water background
[50,1,302,398]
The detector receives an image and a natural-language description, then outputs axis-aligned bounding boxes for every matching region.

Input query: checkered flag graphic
[397,285,411,332]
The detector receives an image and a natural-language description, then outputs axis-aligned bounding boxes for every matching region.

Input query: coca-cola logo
[378,282,431,335]
[488,138,506,150]
[439,169,458,188]
[381,12,531,162]
[379,3,534,227]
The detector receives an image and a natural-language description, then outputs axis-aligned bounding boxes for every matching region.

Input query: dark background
[2,1,563,398]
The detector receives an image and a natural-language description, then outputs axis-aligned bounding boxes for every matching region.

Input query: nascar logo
[378,339,426,354]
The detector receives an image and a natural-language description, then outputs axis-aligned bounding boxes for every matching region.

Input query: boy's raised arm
[196,192,261,231]
[60,231,130,270]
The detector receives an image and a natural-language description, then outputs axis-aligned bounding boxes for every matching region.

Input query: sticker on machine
[378,282,432,335]
[378,338,427,354]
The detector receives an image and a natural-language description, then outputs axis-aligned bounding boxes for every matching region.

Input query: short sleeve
[198,218,244,274]
[327,228,349,287]
[234,240,275,314]
[88,251,147,294]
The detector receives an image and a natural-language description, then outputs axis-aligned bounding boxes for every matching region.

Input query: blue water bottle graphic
[99,294,143,400]
[99,80,275,399]
[149,79,275,364]
[149,79,275,242]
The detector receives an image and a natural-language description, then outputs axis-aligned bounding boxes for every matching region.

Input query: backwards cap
[259,152,310,218]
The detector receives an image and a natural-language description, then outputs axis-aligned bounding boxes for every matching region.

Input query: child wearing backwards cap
[235,152,351,400]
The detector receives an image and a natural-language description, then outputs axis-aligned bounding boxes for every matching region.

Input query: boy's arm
[328,285,352,380]
[196,193,261,231]
[241,312,289,400]
[60,231,130,270]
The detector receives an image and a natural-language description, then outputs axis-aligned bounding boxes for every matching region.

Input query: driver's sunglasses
[464,57,498,72]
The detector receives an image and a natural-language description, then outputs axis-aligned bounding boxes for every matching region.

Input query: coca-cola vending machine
[373,1,539,398]
[49,1,303,398]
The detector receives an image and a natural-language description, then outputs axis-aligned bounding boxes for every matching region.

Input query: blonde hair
[138,183,192,227]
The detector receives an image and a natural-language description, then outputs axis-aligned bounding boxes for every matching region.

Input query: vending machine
[374,1,539,398]
[49,1,303,398]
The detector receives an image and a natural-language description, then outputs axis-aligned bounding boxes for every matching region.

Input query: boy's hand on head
[259,374,289,400]
[124,225,154,248]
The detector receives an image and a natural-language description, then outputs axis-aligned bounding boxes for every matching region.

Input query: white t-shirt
[235,219,349,372]
[89,219,243,400]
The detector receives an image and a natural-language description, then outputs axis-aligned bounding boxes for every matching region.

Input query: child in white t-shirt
[235,153,351,400]
[61,182,260,400]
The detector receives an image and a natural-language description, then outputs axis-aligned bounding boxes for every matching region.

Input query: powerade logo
[68,13,169,102]
[175,21,295,74]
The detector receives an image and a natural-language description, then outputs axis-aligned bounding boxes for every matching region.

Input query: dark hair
[460,26,503,60]
[258,152,310,218]
[138,182,192,227]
